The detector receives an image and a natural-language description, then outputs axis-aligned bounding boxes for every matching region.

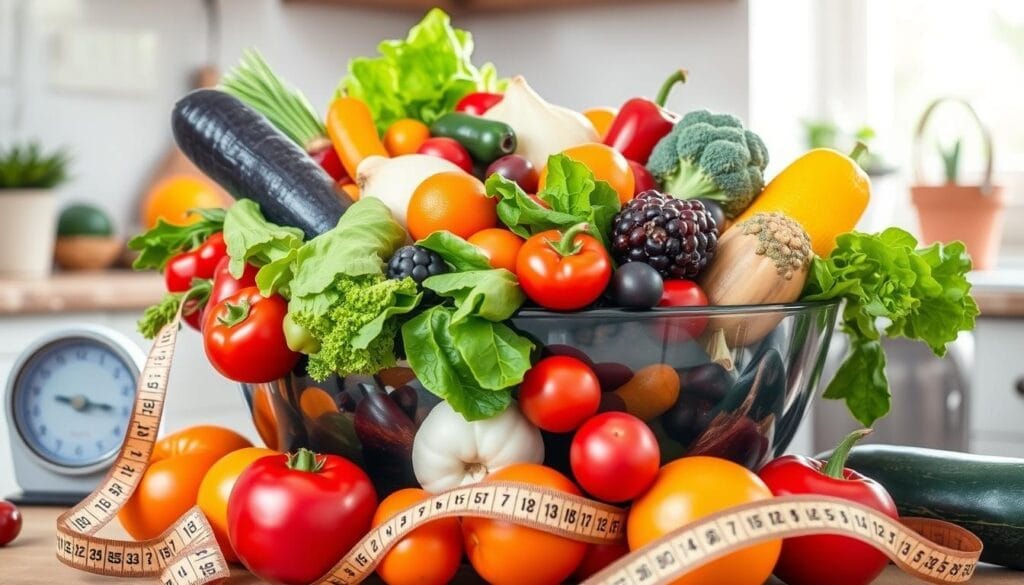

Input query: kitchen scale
[4,326,145,505]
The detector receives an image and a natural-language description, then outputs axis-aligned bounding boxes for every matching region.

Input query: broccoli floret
[646,110,769,218]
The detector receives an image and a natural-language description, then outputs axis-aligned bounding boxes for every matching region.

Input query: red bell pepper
[603,70,687,164]
[758,429,898,585]
[455,92,503,116]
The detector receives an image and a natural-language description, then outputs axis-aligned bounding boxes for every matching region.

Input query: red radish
[417,137,474,174]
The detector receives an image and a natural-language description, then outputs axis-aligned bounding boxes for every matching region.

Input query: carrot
[326,97,389,180]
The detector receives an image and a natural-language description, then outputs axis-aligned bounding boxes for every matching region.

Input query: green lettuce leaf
[222,200,304,280]
[415,230,492,271]
[129,208,225,270]
[423,269,525,323]
[337,8,502,133]
[802,228,979,426]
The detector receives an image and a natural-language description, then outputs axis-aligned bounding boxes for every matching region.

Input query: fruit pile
[123,8,982,585]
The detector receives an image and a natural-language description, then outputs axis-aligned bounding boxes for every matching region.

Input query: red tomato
[574,542,629,581]
[655,279,710,341]
[417,137,473,174]
[516,224,612,311]
[203,287,299,383]
[372,488,462,585]
[201,256,259,325]
[455,92,504,116]
[519,356,601,433]
[629,160,656,194]
[164,232,228,330]
[228,449,377,585]
[570,412,660,502]
[0,500,22,547]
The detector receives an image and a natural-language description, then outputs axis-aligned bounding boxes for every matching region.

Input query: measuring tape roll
[56,314,984,585]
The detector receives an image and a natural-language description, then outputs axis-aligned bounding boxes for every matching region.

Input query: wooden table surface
[0,271,164,316]
[1,506,1020,584]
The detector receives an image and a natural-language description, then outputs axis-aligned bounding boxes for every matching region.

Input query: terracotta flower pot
[0,189,58,277]
[911,184,1004,270]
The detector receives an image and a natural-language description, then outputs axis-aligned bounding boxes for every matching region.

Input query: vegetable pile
[125,8,987,585]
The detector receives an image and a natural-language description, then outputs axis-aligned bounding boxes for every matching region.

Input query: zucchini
[820,444,1024,569]
[429,112,516,163]
[172,89,349,239]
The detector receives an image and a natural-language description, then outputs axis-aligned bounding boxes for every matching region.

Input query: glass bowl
[240,301,840,495]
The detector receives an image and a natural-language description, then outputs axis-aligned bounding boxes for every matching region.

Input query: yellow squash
[735,148,870,257]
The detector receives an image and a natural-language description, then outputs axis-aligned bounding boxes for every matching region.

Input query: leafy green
[129,208,226,270]
[222,200,304,282]
[402,305,532,420]
[802,228,979,426]
[137,293,184,339]
[424,269,525,323]
[293,275,421,381]
[337,8,502,133]
[484,154,620,247]
[415,231,492,271]
[0,142,70,189]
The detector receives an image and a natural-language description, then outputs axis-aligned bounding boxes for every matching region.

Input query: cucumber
[820,444,1024,569]
[172,89,349,239]
[429,112,516,163]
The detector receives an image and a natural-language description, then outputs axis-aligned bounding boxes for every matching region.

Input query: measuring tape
[55,313,984,585]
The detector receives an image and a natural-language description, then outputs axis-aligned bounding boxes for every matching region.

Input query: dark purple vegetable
[172,89,350,239]
[592,362,634,393]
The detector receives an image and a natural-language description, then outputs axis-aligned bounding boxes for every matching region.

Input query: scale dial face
[11,337,138,470]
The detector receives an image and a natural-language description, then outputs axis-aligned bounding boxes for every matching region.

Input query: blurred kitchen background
[1,0,1022,498]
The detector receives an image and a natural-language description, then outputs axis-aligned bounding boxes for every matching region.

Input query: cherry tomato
[164,232,228,330]
[119,426,251,540]
[197,447,276,563]
[468,228,524,273]
[463,464,587,585]
[372,488,462,585]
[0,500,22,547]
[570,412,659,502]
[629,160,656,194]
[655,279,709,341]
[203,287,300,383]
[229,449,377,585]
[519,356,601,433]
[384,119,431,156]
[628,457,781,585]
[201,256,258,326]
[516,224,612,311]
[417,137,473,174]
[485,154,538,193]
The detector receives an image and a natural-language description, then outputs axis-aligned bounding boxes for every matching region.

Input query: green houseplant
[910,98,1005,270]
[0,143,70,276]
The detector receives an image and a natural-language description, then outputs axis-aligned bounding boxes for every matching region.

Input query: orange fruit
[463,463,587,585]
[540,143,635,204]
[373,488,463,585]
[468,228,524,273]
[142,175,225,229]
[627,457,781,585]
[583,107,618,140]
[407,172,497,241]
[384,119,431,157]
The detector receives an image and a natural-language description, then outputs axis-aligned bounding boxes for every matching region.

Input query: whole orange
[540,143,635,204]
[372,488,463,585]
[197,447,276,563]
[407,172,497,240]
[467,228,524,273]
[627,456,781,585]
[142,176,225,229]
[583,107,618,140]
[463,463,587,585]
[384,119,431,157]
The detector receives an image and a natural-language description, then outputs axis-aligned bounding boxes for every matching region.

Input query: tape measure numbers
[54,313,984,585]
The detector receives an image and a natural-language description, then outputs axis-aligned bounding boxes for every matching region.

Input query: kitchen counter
[971,270,1024,318]
[0,271,164,316]
[1,506,1019,585]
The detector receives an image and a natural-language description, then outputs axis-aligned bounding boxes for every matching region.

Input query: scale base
[7,491,89,506]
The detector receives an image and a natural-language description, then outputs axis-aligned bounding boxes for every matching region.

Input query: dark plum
[486,154,539,193]
[592,362,634,393]
[695,198,726,231]
[610,262,664,309]
[678,363,735,402]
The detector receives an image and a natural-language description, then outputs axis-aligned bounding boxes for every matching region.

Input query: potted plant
[910,97,1004,270]
[0,143,70,277]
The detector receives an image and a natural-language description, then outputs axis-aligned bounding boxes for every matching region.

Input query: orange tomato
[406,172,497,241]
[463,464,587,585]
[142,176,226,229]
[384,119,431,156]
[583,107,618,140]
[372,488,462,585]
[540,143,635,204]
[627,457,781,585]
[197,447,276,563]
[467,228,524,273]
[118,426,252,540]
[340,182,360,201]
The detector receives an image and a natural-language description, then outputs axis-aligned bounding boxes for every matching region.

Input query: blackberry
[611,190,718,279]
[386,245,449,284]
